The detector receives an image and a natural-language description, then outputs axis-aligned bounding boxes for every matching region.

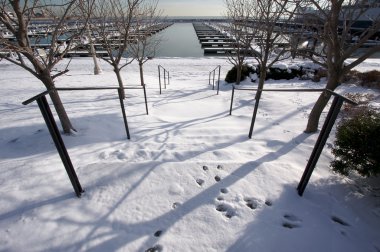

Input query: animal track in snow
[154,230,163,237]
[172,202,181,209]
[214,176,221,182]
[145,244,163,252]
[331,216,350,226]
[202,165,209,171]
[244,197,260,210]
[196,178,205,186]
[282,214,302,229]
[265,200,273,206]
[220,188,228,194]
[216,203,236,219]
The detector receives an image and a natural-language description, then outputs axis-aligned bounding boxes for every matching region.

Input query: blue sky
[158,0,226,16]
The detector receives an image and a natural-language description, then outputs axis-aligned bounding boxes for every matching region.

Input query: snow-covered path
[0,57,379,252]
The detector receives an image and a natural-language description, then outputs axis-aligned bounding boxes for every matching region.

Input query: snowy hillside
[0,57,379,252]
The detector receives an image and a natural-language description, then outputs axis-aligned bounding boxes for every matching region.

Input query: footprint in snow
[196,178,205,186]
[216,196,224,201]
[202,165,209,171]
[216,203,236,219]
[154,230,163,237]
[220,188,228,194]
[331,216,350,226]
[244,197,260,210]
[214,176,221,182]
[282,214,302,229]
[8,138,19,143]
[145,244,163,252]
[265,200,273,207]
[172,202,181,209]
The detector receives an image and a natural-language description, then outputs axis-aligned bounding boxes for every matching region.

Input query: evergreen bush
[225,64,255,83]
[331,107,380,177]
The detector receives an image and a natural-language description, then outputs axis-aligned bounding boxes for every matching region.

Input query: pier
[2,23,173,58]
[193,22,259,56]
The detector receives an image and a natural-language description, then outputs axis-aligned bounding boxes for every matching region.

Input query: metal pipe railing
[22,86,134,198]
[57,85,149,115]
[228,85,358,196]
[158,65,170,94]
[209,65,221,95]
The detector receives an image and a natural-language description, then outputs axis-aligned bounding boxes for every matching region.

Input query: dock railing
[209,65,221,95]
[229,85,358,196]
[158,65,170,94]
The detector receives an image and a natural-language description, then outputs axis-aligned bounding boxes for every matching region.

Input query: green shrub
[331,107,380,177]
[225,64,255,83]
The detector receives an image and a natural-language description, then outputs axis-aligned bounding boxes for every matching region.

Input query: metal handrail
[209,65,221,95]
[158,65,170,94]
[228,85,358,197]
[22,87,133,197]
[56,85,149,115]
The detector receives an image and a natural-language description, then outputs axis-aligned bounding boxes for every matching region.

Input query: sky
[157,0,226,17]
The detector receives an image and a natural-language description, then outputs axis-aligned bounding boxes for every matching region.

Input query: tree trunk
[236,63,242,85]
[42,78,75,134]
[139,62,144,86]
[114,68,125,99]
[49,90,76,134]
[255,68,266,100]
[305,72,341,133]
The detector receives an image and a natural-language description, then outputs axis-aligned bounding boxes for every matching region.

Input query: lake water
[152,23,204,57]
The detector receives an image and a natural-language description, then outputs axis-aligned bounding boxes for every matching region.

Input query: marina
[192,22,259,56]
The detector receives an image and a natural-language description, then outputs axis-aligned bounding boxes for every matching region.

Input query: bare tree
[128,0,163,87]
[90,0,143,99]
[300,0,380,133]
[249,0,302,99]
[226,0,302,135]
[0,0,93,134]
[224,0,255,84]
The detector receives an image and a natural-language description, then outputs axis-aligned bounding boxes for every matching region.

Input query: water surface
[153,23,203,57]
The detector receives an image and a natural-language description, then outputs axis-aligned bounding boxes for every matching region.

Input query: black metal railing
[209,65,221,95]
[229,85,358,196]
[57,84,149,115]
[158,65,170,94]
[22,87,133,198]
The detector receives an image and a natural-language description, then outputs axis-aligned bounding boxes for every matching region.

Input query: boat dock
[192,22,258,56]
[2,23,173,58]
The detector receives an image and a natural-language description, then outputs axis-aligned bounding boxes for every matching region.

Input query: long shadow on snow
[0,113,129,159]
[44,133,311,252]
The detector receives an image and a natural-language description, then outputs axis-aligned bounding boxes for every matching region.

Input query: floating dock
[192,22,258,56]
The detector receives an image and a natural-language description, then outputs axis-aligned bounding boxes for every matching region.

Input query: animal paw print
[244,197,260,210]
[282,214,302,229]
[216,203,236,219]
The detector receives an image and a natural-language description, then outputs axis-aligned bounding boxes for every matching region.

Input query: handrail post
[168,71,170,85]
[217,65,221,95]
[143,84,149,115]
[158,65,162,94]
[297,95,344,196]
[118,88,131,139]
[212,69,216,90]
[36,95,84,197]
[248,89,263,139]
[164,69,166,89]
[230,84,235,115]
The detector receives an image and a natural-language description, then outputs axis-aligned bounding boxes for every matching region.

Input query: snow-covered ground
[0,57,379,252]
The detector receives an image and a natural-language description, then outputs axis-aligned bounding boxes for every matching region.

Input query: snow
[0,56,379,252]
